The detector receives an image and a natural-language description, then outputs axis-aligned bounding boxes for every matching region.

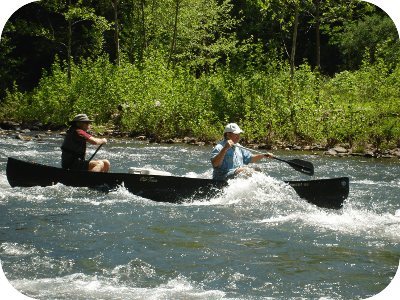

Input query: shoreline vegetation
[1,2,399,162]
[1,117,399,160]
[1,54,399,160]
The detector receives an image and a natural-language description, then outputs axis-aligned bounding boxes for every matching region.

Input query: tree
[290,1,299,79]
[256,0,313,76]
[168,0,180,68]
[170,0,239,73]
[4,1,111,80]
[139,0,147,55]
[0,17,24,99]
[315,0,376,71]
[107,0,120,65]
[336,14,400,70]
[315,0,321,71]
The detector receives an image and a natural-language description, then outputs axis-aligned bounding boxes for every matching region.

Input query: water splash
[0,243,37,256]
[189,171,302,209]
[10,273,226,300]
[181,172,400,243]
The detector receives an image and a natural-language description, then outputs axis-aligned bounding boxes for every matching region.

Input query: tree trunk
[289,2,299,136]
[140,0,147,59]
[67,19,72,81]
[290,2,299,79]
[168,0,180,69]
[109,0,120,65]
[315,0,321,72]
[67,0,72,81]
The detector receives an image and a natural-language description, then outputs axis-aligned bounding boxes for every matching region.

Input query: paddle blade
[287,159,314,176]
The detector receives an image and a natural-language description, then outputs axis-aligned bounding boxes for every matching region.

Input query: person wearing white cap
[61,114,110,172]
[210,123,273,180]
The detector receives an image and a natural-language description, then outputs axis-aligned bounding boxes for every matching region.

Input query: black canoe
[6,157,349,209]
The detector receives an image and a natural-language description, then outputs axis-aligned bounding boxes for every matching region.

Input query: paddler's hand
[212,139,234,168]
[223,139,235,151]
[101,138,107,145]
[264,152,274,158]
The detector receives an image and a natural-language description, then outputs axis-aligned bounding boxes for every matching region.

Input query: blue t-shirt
[210,140,253,180]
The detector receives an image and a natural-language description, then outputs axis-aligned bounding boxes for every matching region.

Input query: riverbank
[1,119,399,160]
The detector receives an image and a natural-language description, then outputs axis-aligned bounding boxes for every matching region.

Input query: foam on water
[2,138,399,299]
[294,207,400,242]
[9,273,227,300]
[0,242,234,300]
[104,185,163,206]
[0,243,38,257]
[0,182,54,206]
[188,171,303,210]
[180,171,400,244]
[256,196,400,243]
[3,167,399,244]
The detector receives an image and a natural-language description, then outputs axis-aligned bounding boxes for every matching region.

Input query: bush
[2,53,399,149]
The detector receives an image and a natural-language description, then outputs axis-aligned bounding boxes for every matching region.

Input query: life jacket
[61,126,87,165]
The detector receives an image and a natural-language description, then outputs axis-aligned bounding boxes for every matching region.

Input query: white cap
[224,123,244,134]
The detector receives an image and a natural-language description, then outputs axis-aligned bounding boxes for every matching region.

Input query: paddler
[61,114,110,172]
[210,123,274,180]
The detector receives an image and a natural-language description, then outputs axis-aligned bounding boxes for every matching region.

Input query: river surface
[0,134,399,300]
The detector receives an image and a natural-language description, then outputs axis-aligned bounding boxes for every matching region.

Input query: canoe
[6,157,349,209]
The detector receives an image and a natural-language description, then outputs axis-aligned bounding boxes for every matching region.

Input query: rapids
[0,135,399,299]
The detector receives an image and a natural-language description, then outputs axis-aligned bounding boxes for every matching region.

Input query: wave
[9,272,227,300]
[0,243,38,257]
[352,179,400,188]
[186,172,305,210]
[177,172,400,243]
[2,169,399,244]
[257,200,400,243]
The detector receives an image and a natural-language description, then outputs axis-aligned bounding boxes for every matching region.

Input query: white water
[0,136,399,300]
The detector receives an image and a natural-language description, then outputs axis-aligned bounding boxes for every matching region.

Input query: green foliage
[335,14,400,70]
[2,50,400,149]
[1,82,29,120]
[320,57,400,148]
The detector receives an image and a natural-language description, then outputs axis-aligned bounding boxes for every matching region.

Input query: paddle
[88,144,102,162]
[235,144,314,176]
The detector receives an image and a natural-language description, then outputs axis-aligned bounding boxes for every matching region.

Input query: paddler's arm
[76,129,107,146]
[88,136,107,146]
[212,140,234,167]
[250,152,274,163]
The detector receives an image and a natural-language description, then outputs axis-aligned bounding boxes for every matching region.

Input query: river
[0,133,399,299]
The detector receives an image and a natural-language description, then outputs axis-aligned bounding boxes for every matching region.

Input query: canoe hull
[6,157,225,203]
[286,177,349,209]
[6,157,349,209]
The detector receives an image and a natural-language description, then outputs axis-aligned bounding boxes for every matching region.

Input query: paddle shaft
[234,144,314,176]
[88,144,102,162]
[234,144,271,157]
